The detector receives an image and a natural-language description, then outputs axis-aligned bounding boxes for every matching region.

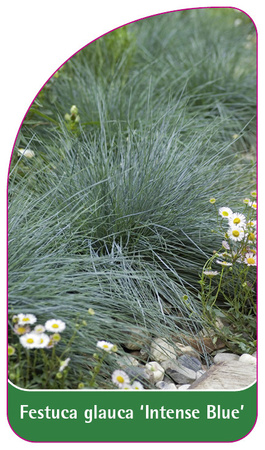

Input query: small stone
[178,355,202,372]
[139,347,149,360]
[123,327,149,351]
[213,353,240,364]
[162,383,177,390]
[173,342,200,358]
[125,366,151,387]
[156,381,167,389]
[150,338,177,363]
[239,353,256,365]
[145,361,165,383]
[156,381,177,390]
[177,384,191,390]
[162,359,197,384]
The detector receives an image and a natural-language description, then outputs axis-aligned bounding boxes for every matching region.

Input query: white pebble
[239,353,256,365]
[177,384,191,390]
[214,353,240,364]
[150,338,177,363]
[145,361,165,382]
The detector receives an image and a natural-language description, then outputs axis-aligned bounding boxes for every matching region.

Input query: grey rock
[178,355,202,372]
[162,359,197,384]
[213,352,240,364]
[166,369,196,384]
[125,366,151,387]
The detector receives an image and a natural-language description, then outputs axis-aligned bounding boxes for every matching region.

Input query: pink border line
[6,5,258,444]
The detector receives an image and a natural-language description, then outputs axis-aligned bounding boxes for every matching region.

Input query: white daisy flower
[121,383,133,390]
[33,324,46,334]
[228,212,246,228]
[248,201,257,210]
[45,319,66,333]
[216,260,233,267]
[219,207,233,218]
[20,332,40,349]
[96,340,115,353]
[59,357,71,372]
[203,270,219,277]
[244,253,256,266]
[227,226,245,242]
[112,370,130,388]
[243,198,250,204]
[17,313,37,326]
[250,190,257,198]
[14,324,31,335]
[35,333,50,348]
[131,381,144,390]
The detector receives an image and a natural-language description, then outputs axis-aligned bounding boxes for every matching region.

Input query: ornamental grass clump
[199,195,257,353]
[8,8,256,386]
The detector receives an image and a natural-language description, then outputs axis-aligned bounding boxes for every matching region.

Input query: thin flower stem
[26,350,31,387]
[89,354,106,387]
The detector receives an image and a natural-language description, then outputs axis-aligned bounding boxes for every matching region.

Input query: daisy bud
[70,105,78,115]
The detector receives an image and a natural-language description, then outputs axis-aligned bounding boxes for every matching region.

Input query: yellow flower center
[17,327,26,334]
[52,324,59,328]
[103,344,109,348]
[232,230,240,237]
[247,257,255,265]
[22,318,30,322]
[27,338,34,344]
[40,338,44,344]
[233,218,241,224]
[222,211,229,216]
[117,376,125,383]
